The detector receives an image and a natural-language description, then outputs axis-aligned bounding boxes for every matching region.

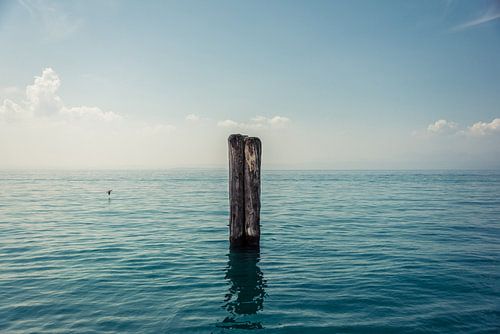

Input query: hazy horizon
[2,166,500,171]
[1,1,499,169]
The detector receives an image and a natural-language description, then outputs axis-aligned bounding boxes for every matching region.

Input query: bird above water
[107,190,112,196]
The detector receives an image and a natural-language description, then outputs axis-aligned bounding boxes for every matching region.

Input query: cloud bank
[427,119,457,134]
[217,115,291,129]
[1,68,498,169]
[469,118,500,136]
[424,118,500,136]
[0,68,296,168]
[0,68,120,122]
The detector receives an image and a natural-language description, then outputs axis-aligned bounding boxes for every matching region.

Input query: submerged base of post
[228,134,261,250]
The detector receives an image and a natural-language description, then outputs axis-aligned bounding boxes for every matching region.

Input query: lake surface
[0,170,499,333]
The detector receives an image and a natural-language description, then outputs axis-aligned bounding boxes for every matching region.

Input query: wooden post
[244,137,261,248]
[228,134,247,247]
[228,134,261,249]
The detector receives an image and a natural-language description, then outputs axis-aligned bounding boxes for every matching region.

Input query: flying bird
[107,190,112,197]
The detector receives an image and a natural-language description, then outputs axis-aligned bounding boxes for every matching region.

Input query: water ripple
[1,170,499,333]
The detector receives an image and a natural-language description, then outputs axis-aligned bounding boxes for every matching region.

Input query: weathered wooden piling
[228,134,261,249]
[228,134,246,247]
[244,137,261,248]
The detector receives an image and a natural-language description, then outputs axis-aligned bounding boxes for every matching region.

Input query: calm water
[0,170,499,333]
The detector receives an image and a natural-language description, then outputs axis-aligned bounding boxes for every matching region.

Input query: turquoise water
[0,170,499,333]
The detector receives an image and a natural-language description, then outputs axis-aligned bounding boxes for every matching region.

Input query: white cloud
[0,67,120,122]
[421,118,500,137]
[0,69,176,168]
[268,116,291,128]
[217,115,291,129]
[468,118,500,136]
[451,2,500,32]
[25,67,63,115]
[426,119,457,134]
[217,119,239,128]
[250,115,267,123]
[185,114,200,122]
[0,99,29,122]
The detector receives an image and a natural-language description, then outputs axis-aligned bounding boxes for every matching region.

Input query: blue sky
[0,0,499,169]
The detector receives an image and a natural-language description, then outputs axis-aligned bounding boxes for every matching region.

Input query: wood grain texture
[228,134,247,247]
[244,137,262,248]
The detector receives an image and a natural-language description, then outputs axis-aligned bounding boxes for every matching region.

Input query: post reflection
[217,249,267,330]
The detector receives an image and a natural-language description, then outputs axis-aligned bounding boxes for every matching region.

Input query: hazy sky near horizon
[1,0,499,169]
